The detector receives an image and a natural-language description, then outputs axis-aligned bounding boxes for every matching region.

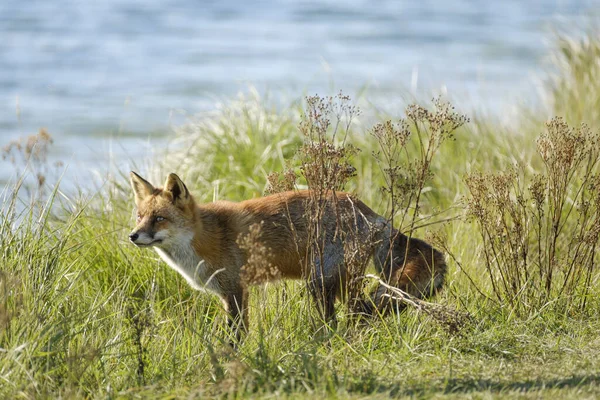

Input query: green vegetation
[2,32,600,399]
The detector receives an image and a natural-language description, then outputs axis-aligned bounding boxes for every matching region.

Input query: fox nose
[129,232,139,242]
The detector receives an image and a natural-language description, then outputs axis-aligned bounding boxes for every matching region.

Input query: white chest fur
[154,236,221,294]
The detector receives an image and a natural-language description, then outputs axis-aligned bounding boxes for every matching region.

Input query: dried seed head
[237,223,282,287]
[266,168,297,194]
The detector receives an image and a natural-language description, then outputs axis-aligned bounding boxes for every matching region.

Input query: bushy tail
[368,228,447,314]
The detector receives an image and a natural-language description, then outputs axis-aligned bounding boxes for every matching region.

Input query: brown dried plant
[297,92,360,194]
[371,98,469,234]
[0,271,23,345]
[363,274,471,334]
[369,98,467,308]
[261,95,465,325]
[266,169,296,195]
[237,222,282,287]
[296,93,368,319]
[265,93,370,320]
[2,128,62,199]
[466,117,600,312]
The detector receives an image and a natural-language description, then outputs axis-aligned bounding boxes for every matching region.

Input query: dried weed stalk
[0,271,23,345]
[125,289,155,386]
[266,169,296,195]
[364,274,471,334]
[263,95,465,323]
[370,98,467,305]
[296,93,369,318]
[2,128,62,200]
[466,117,600,312]
[371,98,469,234]
[297,93,360,193]
[267,92,368,319]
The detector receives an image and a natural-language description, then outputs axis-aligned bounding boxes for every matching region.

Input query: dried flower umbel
[371,98,469,234]
[237,222,282,287]
[2,128,63,200]
[266,169,296,195]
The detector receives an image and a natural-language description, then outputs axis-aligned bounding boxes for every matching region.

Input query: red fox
[129,172,446,338]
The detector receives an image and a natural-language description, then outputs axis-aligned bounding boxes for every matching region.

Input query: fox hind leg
[308,247,345,326]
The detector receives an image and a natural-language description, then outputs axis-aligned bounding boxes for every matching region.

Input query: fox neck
[153,207,228,294]
[189,207,229,265]
[154,228,222,294]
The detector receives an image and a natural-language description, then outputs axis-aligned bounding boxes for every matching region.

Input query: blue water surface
[0,0,597,184]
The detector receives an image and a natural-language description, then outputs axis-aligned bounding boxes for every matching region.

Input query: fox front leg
[221,286,249,345]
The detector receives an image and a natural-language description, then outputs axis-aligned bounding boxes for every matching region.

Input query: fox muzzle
[129,230,162,247]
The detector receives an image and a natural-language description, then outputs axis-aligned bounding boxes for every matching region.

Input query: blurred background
[1,0,598,184]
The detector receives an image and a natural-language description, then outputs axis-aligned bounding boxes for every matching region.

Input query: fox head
[129,172,196,249]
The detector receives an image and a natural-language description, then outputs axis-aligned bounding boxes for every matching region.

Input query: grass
[2,31,600,399]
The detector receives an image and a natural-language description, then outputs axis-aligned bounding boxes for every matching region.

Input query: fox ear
[130,171,156,205]
[163,173,190,206]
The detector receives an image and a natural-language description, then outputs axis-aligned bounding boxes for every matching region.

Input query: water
[1,0,598,185]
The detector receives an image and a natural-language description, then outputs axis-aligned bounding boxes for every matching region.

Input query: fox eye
[155,216,165,223]
[136,213,142,222]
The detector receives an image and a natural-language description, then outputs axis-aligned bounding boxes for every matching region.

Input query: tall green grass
[547,30,600,127]
[2,31,600,398]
